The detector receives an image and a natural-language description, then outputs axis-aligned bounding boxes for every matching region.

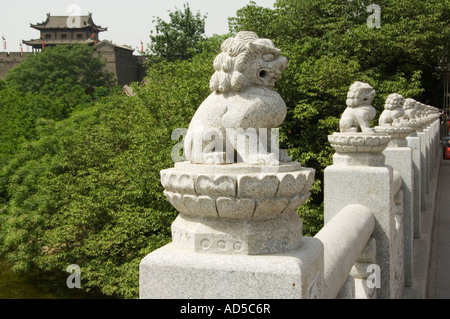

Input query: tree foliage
[148,3,207,62]
[0,44,116,194]
[0,37,221,298]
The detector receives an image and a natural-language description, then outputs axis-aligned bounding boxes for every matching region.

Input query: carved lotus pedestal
[328,132,390,167]
[374,126,412,147]
[140,161,324,299]
[405,121,425,132]
[160,161,314,255]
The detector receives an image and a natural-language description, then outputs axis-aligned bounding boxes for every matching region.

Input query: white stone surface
[171,211,304,255]
[325,130,404,298]
[336,276,356,299]
[379,128,413,288]
[161,162,314,222]
[402,98,419,123]
[328,132,390,166]
[324,163,397,298]
[374,126,412,147]
[139,237,324,299]
[423,127,431,193]
[351,238,377,299]
[315,204,375,299]
[417,130,427,210]
[406,136,422,238]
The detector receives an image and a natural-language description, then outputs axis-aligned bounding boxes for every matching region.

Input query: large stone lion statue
[378,93,405,126]
[184,31,289,165]
[339,81,377,133]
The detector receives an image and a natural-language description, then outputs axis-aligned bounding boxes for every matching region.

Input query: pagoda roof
[30,13,107,31]
[21,39,135,52]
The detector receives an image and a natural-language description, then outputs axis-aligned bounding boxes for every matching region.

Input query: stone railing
[138,32,443,299]
[315,204,375,298]
[322,91,441,298]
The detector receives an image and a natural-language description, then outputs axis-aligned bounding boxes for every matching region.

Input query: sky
[0,0,275,54]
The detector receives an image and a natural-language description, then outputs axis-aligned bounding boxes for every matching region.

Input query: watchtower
[23,13,107,52]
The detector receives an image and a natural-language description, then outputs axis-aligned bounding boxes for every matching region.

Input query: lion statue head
[209,31,288,93]
[346,81,376,108]
[384,93,405,110]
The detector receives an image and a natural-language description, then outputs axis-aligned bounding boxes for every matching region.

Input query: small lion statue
[339,81,377,133]
[184,31,289,165]
[402,98,418,122]
[378,93,405,126]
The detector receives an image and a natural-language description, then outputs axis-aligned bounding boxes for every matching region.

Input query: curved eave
[23,39,96,46]
[30,24,107,32]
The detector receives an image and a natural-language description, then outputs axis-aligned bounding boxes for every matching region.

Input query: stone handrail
[315,204,375,299]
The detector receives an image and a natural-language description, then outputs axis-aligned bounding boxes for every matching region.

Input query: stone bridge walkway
[404,153,450,298]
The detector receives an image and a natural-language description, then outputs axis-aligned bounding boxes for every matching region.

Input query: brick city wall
[0,52,34,79]
[0,47,146,85]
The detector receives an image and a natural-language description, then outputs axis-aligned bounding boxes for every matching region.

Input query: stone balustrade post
[416,127,427,210]
[435,118,441,153]
[431,117,441,165]
[325,132,403,298]
[405,123,423,238]
[139,31,324,299]
[374,125,413,288]
[140,162,323,299]
[423,125,431,194]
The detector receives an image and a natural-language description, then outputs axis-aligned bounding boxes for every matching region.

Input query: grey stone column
[375,126,414,288]
[325,132,403,298]
[406,123,423,238]
[416,128,427,210]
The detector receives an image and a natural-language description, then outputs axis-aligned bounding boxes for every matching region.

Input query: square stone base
[139,237,323,299]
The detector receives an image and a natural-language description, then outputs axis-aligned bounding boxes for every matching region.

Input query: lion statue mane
[184,31,289,165]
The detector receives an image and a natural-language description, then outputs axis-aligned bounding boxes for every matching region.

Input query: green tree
[4,44,114,97]
[148,3,207,62]
[0,36,222,298]
[0,44,117,206]
[0,44,116,159]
